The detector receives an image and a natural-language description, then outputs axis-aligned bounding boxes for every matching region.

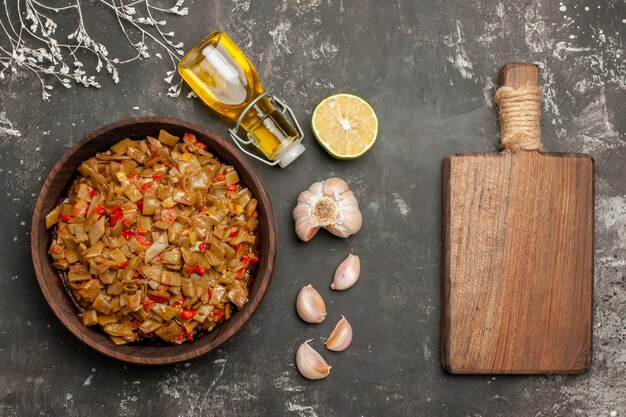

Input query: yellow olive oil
[179,32,303,165]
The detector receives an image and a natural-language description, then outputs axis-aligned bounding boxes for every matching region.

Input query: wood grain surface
[441,64,594,374]
[31,117,277,365]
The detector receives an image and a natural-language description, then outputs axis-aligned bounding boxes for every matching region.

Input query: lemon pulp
[311,94,378,159]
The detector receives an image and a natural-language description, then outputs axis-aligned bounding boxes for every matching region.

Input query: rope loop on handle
[494,86,543,151]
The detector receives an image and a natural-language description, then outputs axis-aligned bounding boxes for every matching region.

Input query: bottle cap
[278,143,305,168]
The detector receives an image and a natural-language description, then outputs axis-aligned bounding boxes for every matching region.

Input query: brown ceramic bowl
[31,117,277,365]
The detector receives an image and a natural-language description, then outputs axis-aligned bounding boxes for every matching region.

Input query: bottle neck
[239,95,273,131]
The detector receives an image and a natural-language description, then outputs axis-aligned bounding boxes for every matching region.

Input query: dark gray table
[1,1,624,416]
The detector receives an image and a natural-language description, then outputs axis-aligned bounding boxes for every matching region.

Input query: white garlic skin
[296,340,331,380]
[325,316,353,352]
[293,199,320,242]
[331,253,361,290]
[296,284,327,323]
[323,178,362,238]
[293,177,362,242]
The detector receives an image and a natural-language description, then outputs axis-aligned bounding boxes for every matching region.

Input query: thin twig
[0,0,186,99]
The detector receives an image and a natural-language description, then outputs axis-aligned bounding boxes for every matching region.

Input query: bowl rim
[30,116,277,365]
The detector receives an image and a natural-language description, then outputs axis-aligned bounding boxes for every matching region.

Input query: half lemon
[311,93,379,159]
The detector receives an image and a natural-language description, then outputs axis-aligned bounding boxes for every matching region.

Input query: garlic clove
[331,253,360,290]
[294,219,320,242]
[323,177,350,197]
[296,284,327,323]
[326,220,360,239]
[308,180,324,197]
[294,205,320,242]
[325,316,353,352]
[327,192,362,238]
[296,340,331,380]
[297,189,315,205]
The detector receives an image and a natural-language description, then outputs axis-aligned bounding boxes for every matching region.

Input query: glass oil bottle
[178,32,305,167]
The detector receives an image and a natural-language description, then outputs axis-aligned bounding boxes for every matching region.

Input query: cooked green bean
[46,131,259,345]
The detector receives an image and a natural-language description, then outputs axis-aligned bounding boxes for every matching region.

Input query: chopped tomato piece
[242,254,259,264]
[183,133,206,151]
[213,308,225,323]
[134,234,153,248]
[228,230,238,237]
[185,265,205,275]
[109,206,123,227]
[180,308,197,321]
[60,214,74,222]
[50,244,63,254]
[236,266,246,280]
[147,294,168,303]
[226,184,237,192]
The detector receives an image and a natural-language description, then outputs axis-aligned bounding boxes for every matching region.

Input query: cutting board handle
[496,64,543,151]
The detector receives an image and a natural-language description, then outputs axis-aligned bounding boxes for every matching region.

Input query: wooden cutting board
[441,64,594,374]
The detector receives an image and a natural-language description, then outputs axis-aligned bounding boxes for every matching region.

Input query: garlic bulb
[296,340,331,380]
[325,316,353,352]
[331,253,360,290]
[296,284,327,323]
[293,177,362,242]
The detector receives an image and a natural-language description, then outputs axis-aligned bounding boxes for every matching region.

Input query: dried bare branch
[0,0,188,100]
